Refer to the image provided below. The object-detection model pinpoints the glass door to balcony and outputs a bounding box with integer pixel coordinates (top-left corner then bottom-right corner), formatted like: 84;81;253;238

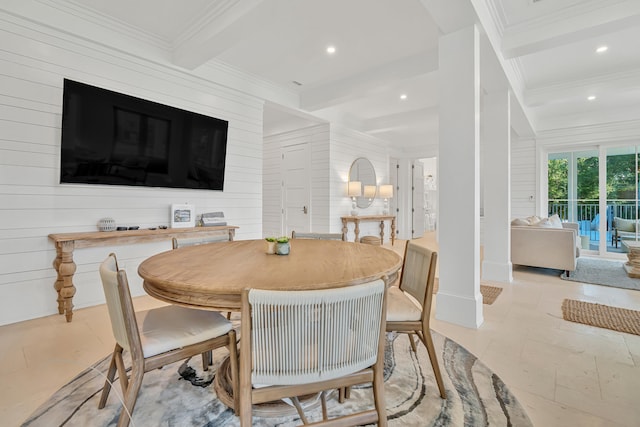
548;146;640;255
548;150;599;251
606;146;639;254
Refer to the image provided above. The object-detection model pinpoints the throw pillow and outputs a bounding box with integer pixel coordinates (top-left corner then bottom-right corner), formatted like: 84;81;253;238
548;214;563;229
614;217;635;232
535;217;554;228
511;218;530;226
527;215;542;225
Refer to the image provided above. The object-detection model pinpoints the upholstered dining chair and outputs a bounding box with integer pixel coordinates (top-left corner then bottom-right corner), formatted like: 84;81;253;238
386;242;446;399
291;230;344;240
98;253;238;427
238;278;388;427
171;233;230;249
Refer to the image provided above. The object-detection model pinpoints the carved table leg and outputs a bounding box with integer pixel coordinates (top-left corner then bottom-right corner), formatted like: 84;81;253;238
379;221;385;245
53;241;77;322
390;218;396;245
354;219;360;243
341;218;348;241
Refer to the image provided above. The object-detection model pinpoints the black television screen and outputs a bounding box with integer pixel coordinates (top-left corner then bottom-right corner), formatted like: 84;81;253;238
60;79;228;190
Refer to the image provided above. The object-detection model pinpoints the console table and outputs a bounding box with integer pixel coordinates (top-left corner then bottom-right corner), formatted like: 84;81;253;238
48;226;238;322
341;215;396;245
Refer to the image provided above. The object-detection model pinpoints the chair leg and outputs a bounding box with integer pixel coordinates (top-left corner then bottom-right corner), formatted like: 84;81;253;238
291;396;309;424
98;344;120;409
421;329;446;399
320;391;328;421
227;330;239;415
372;366;387;427
407;332;418;353
116;363;144;427
201;350;212;371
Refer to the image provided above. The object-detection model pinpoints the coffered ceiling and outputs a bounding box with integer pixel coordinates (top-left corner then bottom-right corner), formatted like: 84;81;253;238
10;0;640;154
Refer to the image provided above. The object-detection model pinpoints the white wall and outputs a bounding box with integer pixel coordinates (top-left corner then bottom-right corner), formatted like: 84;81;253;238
329;125;392;241
263;124;331;236
0;11;271;325
511;137;537;219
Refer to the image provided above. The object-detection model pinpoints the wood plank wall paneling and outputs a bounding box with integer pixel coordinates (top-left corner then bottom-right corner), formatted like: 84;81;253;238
0;13;267;325
329;125;391;241
263;124;330;237
511;138;537;219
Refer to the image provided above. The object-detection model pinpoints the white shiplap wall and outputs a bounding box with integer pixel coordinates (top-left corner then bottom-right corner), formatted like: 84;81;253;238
263;124;331;236
511;137;537;219
0;13;267;325
329;125;392;241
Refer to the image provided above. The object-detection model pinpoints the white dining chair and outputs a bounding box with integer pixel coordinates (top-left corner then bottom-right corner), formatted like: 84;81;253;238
386;242;446;398
98;253;238;427
238;278;388;426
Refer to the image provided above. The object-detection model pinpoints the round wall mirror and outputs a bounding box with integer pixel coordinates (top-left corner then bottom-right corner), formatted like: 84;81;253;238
349;157;377;208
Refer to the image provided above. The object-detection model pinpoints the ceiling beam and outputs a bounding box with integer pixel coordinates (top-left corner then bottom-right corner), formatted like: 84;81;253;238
361;106;439;134
299;50;438;112
524;67;640;107
172;0;265;70
502;0;640;59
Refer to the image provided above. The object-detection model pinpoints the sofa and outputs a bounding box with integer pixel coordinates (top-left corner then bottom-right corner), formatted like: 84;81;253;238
511;215;580;276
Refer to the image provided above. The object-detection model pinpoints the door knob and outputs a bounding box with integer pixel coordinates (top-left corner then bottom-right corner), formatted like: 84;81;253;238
302;206;308;214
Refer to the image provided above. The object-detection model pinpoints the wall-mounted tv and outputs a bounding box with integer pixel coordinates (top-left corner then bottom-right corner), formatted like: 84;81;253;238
60;79;228;191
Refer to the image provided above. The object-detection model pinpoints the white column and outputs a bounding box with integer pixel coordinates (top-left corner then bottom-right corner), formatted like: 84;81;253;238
436;25;483;328
481;90;513;282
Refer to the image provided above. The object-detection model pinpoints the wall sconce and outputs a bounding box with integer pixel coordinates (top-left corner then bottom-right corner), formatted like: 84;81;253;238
363;185;376;204
379;184;393;215
348;181;362;216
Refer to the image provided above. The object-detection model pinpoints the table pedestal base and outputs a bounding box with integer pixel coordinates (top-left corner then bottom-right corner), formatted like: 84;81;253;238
214;356;328;417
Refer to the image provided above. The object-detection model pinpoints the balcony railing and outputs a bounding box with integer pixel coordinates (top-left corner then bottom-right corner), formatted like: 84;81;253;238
549;200;639;221
548;200;639;246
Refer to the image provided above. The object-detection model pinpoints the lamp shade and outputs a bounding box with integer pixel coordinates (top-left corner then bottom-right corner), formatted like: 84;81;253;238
363;185;377;199
379;184;393;199
348;181;362;197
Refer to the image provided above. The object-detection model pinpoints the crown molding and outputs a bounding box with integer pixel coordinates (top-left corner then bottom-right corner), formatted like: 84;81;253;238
525;67;640;106
36;0;170;50
535;116;640;146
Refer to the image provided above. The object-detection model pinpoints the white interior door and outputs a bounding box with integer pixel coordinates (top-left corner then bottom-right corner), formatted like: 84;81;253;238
282;143;311;237
412;160;425;238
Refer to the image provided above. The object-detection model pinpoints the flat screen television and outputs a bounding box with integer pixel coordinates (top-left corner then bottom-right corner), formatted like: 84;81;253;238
60;79;228;190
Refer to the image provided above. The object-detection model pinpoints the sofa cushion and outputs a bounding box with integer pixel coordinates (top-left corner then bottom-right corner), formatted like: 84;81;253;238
511;218;530;226
614;217;635;232
527;215;542;225
549;214;563;228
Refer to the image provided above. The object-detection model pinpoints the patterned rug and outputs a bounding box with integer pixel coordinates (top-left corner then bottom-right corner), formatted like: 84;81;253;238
23;331;532;427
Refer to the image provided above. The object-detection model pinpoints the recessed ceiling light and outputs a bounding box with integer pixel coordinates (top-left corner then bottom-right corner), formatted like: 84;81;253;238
326;46;336;54
400;94;407;100
596;46;608;53
588;95;596;101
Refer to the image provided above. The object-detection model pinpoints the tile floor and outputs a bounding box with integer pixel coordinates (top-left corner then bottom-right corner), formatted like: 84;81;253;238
1;233;640;426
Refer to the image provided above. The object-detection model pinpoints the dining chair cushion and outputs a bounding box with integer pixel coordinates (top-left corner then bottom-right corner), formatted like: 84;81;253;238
139;305;232;358
386;286;422;322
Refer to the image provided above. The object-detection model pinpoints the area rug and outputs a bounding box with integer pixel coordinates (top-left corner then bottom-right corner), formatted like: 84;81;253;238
560;257;640;291
480;285;503;305
22;331;532;427
562;299;640;336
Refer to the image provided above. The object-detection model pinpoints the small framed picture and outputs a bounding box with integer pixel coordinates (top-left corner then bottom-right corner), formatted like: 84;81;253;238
170;204;195;228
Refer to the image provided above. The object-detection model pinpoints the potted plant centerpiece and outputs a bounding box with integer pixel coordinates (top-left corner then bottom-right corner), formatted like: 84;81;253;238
265;236;277;254
275;236;290;255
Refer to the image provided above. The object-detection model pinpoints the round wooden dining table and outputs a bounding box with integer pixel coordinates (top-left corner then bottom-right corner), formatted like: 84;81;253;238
139;238;402;415
139;239;403;312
